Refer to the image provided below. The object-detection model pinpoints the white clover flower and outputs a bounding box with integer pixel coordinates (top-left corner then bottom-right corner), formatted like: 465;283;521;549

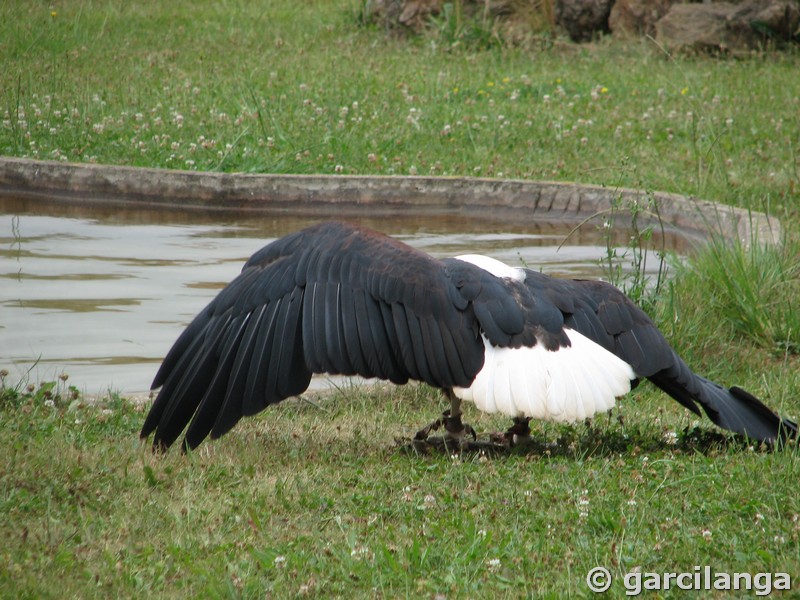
350;545;371;560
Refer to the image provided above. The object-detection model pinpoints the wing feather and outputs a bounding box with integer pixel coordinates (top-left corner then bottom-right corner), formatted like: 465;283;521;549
148;315;231;448
339;284;369;376
143;222;486;449
390;303;422;381
275;290;312;399
180;314;250;447
242;301;282;413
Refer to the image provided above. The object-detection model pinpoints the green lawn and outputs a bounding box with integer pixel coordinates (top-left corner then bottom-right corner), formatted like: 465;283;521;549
1;1;799;597
2;377;800;598
2;1;799;213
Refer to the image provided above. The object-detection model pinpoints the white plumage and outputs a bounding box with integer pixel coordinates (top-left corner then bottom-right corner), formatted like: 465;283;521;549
454;329;635;422
453;254;526;282
451;254;634;423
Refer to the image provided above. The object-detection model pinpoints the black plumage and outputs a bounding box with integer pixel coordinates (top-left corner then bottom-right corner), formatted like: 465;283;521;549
141;221;796;450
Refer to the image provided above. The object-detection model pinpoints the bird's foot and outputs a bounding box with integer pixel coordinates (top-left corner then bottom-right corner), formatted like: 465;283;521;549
497;416;532;447
414;413;445;441
482;418;533;450
414;410;477;448
442;410;477;446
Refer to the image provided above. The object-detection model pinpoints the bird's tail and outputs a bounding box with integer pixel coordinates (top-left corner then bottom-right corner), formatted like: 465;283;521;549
647;351;797;445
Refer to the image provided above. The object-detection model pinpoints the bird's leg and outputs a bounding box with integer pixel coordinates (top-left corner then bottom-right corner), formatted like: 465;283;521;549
504;416;532;447
413;389;477;443
441;390;477;444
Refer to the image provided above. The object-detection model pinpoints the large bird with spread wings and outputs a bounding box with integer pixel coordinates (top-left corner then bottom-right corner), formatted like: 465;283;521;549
141;221;796;450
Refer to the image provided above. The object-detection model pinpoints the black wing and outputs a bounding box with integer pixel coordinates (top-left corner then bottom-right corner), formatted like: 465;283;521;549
525;271;797;444
141;221;494;450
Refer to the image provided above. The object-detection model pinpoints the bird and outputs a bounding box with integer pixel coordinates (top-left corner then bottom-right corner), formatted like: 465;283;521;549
140;220;797;451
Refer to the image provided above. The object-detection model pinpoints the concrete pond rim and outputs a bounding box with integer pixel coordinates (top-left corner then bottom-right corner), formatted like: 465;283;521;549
0;156;781;247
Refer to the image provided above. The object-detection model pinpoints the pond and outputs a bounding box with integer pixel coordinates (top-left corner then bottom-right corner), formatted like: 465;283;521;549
0;196;684;395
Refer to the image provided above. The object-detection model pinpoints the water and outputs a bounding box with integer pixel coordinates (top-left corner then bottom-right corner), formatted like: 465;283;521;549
0;197;684;395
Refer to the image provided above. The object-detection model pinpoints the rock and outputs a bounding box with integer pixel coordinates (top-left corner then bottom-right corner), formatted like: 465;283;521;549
609;0;675;38
364;0;799;49
363;0;401;27
398;0;442;30
365;0;441;31
366;0;517;31
555;0;615;42
655;0;800;52
487;0;516;17
749;0;800;39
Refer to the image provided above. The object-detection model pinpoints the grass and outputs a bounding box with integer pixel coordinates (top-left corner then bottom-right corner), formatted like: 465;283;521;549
2;372;800;598
668;234;800;356
1;0;800;597
1;1;799;216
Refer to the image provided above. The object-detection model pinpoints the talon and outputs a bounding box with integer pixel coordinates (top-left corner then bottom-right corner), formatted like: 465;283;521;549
416;392;479;446
489;431;509;446
465;424;477;441
414;411;448;441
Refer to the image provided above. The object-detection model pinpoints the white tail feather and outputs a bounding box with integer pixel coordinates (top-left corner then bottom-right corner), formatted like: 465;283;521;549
454;329;635;422
454;254;525;282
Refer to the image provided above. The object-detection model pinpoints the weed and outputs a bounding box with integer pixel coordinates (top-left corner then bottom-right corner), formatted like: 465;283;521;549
673;228;800;355
597;190;669;314
429;0;504;51
0;368;80;409
560;183;670;315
